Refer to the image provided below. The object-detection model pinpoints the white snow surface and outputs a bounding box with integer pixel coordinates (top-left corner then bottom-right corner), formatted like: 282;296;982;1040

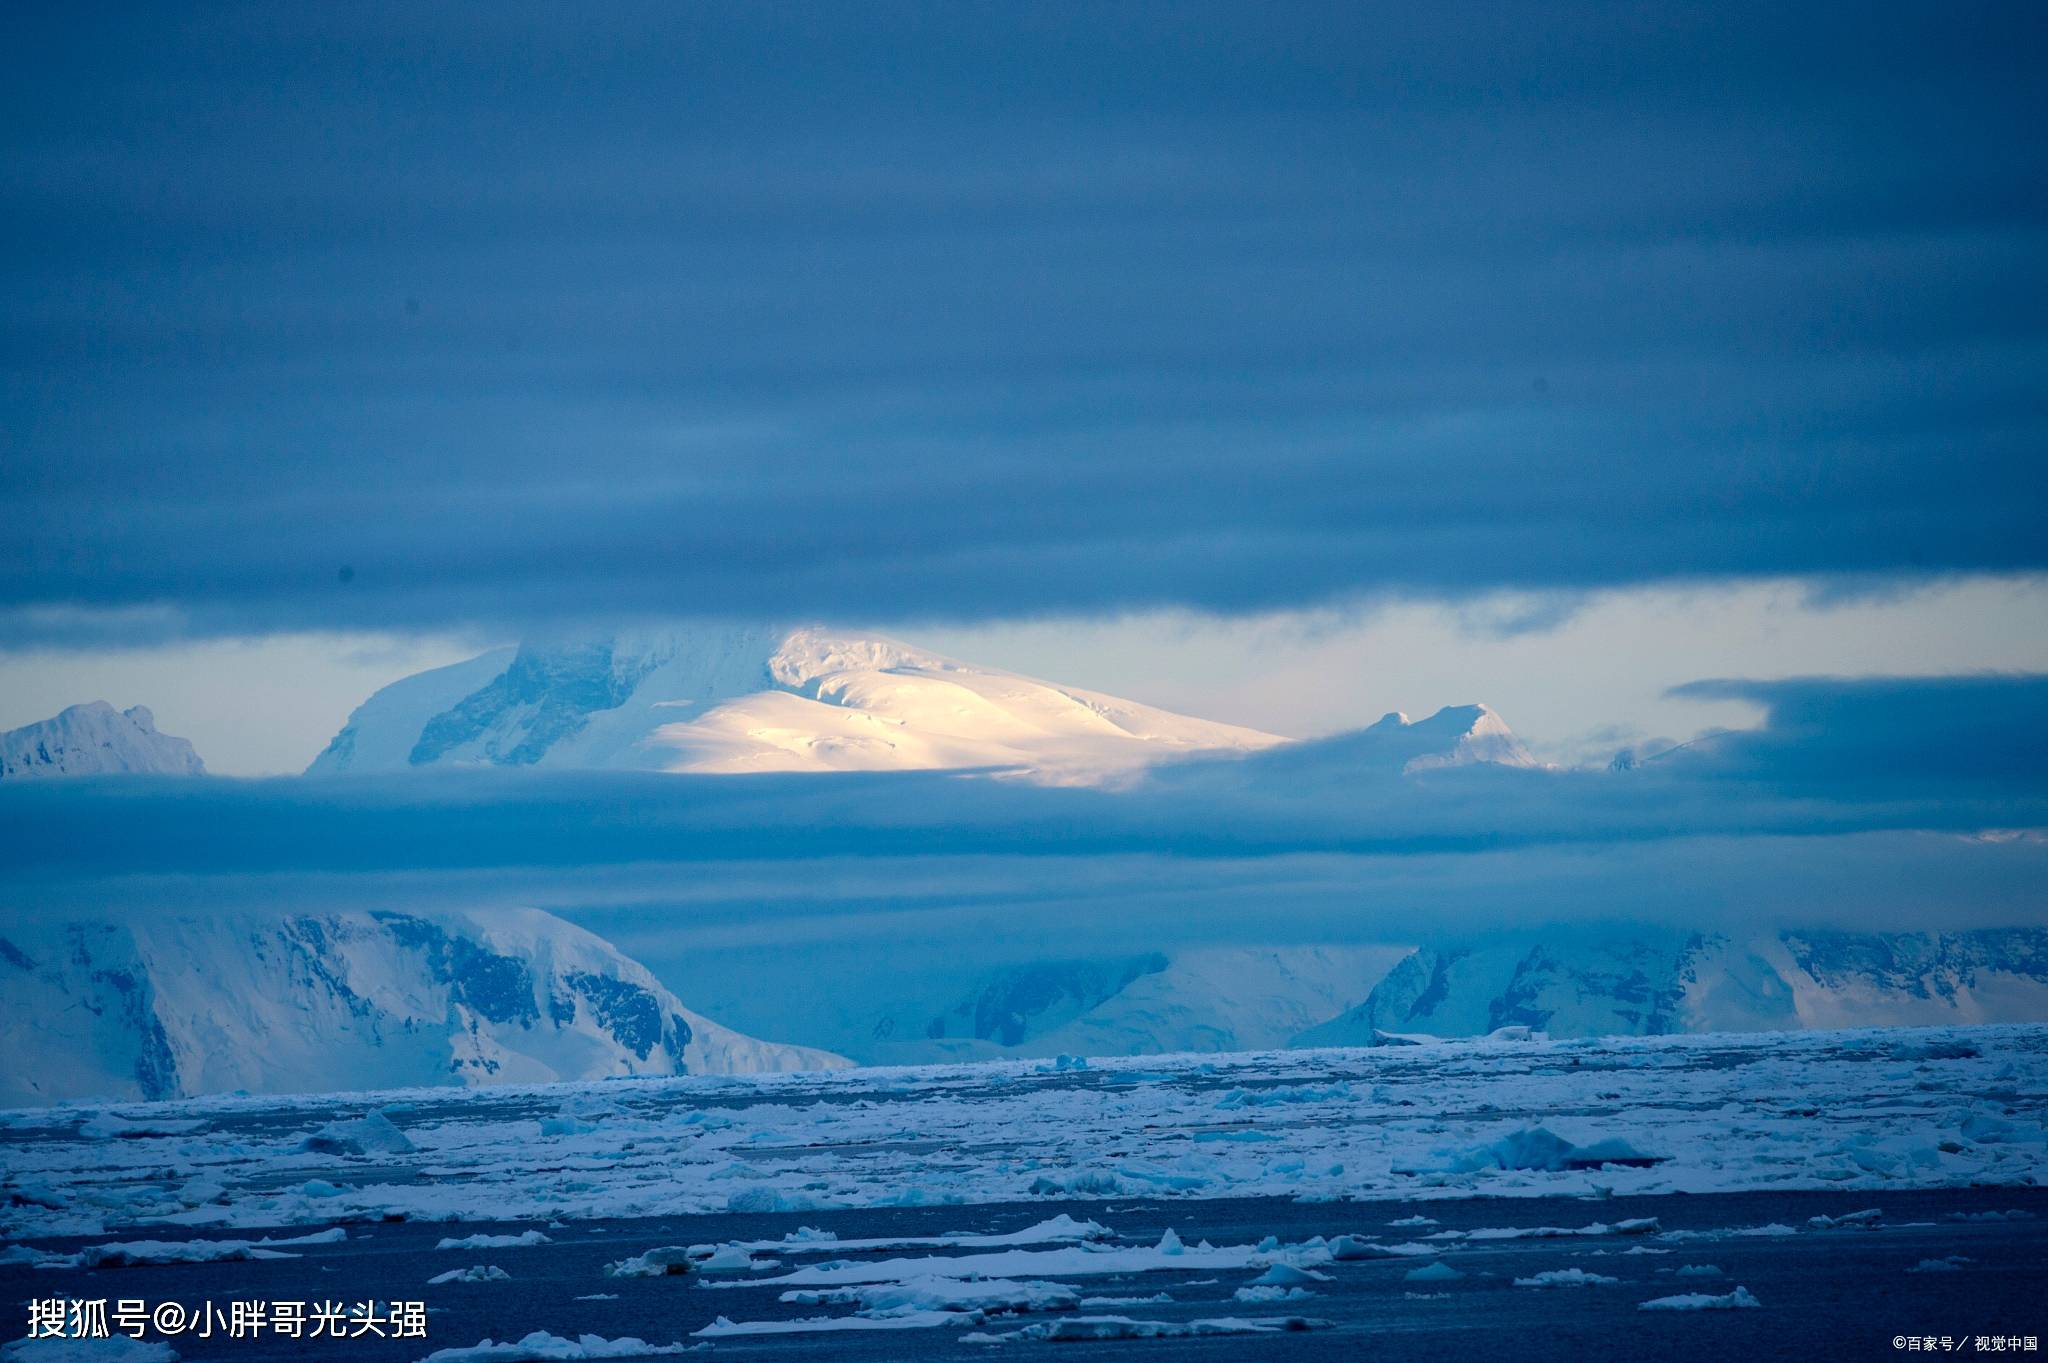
0;1026;2040;1242
0;702;205;779
987;947;1410;1062
308;625;1284;784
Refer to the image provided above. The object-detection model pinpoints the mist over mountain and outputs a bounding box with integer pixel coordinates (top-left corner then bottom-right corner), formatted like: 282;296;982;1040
6;630;2046;1103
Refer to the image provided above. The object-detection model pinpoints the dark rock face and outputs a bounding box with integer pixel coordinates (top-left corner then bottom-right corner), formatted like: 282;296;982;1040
564;969;674;1061
1785;928;2048;1001
376;913;540;1027
409;640;671;766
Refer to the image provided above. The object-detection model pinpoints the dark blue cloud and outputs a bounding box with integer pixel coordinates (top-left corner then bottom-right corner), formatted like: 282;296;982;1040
3;3;2045;638
1666;674;2048;795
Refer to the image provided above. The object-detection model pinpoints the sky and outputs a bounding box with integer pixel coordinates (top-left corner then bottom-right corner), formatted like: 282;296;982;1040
2;4;2045;1001
4;3;2045;646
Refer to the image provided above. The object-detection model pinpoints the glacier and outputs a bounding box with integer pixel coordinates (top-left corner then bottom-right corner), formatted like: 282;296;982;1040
0;908;843;1106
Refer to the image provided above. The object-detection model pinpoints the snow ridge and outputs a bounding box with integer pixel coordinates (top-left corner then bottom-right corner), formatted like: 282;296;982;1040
308;624;1285;783
1;702;205;779
1294;929;2048;1045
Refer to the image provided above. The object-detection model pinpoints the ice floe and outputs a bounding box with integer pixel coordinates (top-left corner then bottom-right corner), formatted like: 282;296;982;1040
739;1215;1107;1256
436;1231;551;1250
418;1332;701;1362
783;1278;1079;1315
1326;1236;1437;1259
963;1314;1331;1342
33;1228;344;1269
1807;1207;1883;1229
299;1111;414;1156
1514;1268;1620;1287
1639;1286;1763;1311
2;1342;178;1363
1405;1261;1464;1282
1428;1218;1658;1241
726;1236;1282;1289
1400;1126;1664;1175
697;1312;963;1336
1235;1285;1315;1302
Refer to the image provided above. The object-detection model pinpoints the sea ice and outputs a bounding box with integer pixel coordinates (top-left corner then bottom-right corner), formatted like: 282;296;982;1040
1405;1262;1465;1282
603;1247;696;1278
1405;1126;1663;1175
1234;1285;1315;1302
695;1313;959;1336
436;1231;551;1251
964;1314;1331;1342
1639;1287;1763;1311
2;1342;178;1363
784;1278;1079;1315
1808;1208;1883;1229
46;1229;343;1269
418;1332;701;1362
299;1111;415;1156
1514;1268;1619;1287
1078;1294;1173;1307
1326;1236;1436;1259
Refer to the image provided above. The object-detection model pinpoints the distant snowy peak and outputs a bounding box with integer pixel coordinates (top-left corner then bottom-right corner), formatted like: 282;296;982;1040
881;946;1411;1064
1293;928;2048;1046
1346;704;1537;773
1149;700;1537;793
0;701;205;779
0;907;845;1106
310;624;1287;783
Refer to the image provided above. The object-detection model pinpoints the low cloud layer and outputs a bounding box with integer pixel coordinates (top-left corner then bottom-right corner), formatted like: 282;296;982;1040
5;4;2045;640
6;676;2042;953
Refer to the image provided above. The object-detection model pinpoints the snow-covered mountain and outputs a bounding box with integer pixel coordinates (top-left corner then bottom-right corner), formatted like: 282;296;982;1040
1300;704;1536;774
1292;928;2048;1046
0;908;844;1106
887;946;1411;1063
674;946;1409;1067
1;702;205;779
308;625;1284;784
